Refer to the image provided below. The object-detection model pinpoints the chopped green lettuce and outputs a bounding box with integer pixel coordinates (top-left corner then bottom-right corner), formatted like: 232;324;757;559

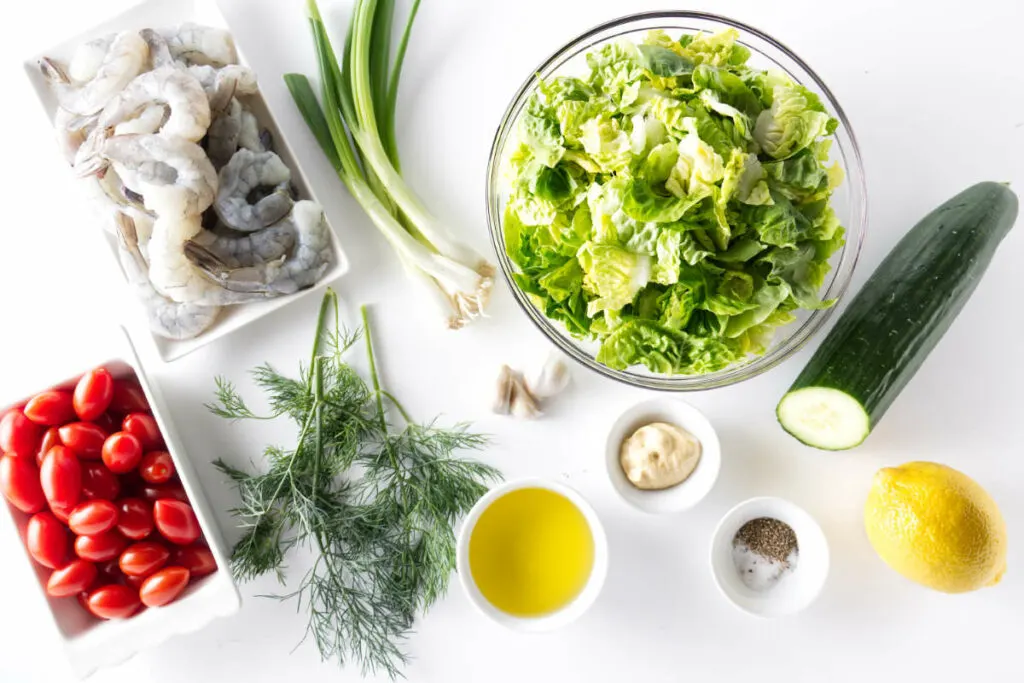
503;28;843;376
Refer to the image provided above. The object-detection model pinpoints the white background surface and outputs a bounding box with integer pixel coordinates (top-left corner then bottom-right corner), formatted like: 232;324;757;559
1;0;1022;681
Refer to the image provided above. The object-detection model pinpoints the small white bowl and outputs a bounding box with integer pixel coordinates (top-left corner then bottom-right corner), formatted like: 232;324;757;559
605;399;721;514
456;478;608;632
710;497;829;618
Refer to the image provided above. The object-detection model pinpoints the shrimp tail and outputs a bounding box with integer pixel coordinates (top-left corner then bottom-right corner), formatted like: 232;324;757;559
73;126;113;177
39;57;70;85
184;241;281;293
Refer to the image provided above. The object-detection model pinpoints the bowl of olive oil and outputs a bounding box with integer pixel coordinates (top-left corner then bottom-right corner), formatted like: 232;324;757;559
456;479;608;631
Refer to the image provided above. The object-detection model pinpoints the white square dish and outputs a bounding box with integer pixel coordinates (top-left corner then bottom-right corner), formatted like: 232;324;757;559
0;328;241;679
21;0;349;362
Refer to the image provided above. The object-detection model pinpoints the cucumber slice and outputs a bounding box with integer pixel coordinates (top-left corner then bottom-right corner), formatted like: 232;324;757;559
776;387;870;450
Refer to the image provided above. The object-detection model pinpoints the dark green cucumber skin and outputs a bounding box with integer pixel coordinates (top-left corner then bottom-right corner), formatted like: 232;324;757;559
787;182;1018;427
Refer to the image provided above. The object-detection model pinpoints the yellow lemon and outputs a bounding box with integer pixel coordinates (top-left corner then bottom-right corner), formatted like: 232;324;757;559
864;461;1007;593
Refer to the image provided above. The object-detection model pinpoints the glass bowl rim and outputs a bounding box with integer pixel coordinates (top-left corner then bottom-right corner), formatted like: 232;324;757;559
485;10;868;391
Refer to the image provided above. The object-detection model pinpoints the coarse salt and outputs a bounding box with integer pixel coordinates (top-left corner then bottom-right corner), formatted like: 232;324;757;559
731;543;799;591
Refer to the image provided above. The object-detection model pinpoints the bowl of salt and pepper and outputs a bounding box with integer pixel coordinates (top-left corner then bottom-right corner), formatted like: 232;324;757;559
710;497;830;617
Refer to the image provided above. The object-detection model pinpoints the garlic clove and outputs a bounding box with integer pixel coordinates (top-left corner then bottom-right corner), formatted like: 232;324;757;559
492;364;515;415
509;379;542;420
525;351;571;400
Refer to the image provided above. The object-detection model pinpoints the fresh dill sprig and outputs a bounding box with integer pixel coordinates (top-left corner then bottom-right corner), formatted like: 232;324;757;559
210;289;500;678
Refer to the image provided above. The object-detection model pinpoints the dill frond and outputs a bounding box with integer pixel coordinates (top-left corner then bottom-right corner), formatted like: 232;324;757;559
211;289;499;678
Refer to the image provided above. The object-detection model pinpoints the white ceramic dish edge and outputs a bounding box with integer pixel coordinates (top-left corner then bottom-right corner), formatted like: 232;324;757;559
0;328;241;679
456;478;608;632
20;0;349;362
709;496;830;618
605;399;721;514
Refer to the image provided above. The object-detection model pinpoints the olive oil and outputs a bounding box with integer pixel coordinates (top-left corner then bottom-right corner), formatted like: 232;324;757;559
468;487;594;617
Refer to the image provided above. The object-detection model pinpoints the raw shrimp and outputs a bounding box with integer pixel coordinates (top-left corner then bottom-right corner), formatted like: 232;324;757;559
148;213;273;305
140;28;176;70
101;134;217;218
190;200;332;296
115;213;220;340
186;220;297;269
206;98;242;169
68;35;113;83
237;108;263;151
77;166;151;228
188;64;257;112
113;104;167;135
42;31;148;115
98;66;210;141
163;23;237;67
214;149;293;232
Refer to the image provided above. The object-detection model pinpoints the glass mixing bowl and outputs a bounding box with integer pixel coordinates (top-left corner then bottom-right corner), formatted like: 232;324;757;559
485;11;867;391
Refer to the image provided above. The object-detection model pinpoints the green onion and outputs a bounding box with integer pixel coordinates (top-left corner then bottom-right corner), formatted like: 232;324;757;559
286;0;493;329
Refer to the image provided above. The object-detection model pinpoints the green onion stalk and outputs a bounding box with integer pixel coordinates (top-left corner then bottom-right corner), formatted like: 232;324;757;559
286;0;494;329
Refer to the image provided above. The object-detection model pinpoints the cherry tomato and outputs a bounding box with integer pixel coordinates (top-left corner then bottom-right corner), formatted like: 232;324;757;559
41;445;82;512
50;501;72;524
93;412;118;435
58;422;107;459
27;511;69;569
138;451;175;485
153;500;200;545
0;410;42;459
119;541;170;578
173;544;217;578
109;380;149;416
80;462;121;501
47;559;98;597
68;500;118;536
101;433;142;474
115;498;154;540
140;483;189;504
125;573;146;590
73;368;115;422
36;428;62;467
121;413;163;451
140;566;190;607
86;584;141;619
74;531;127;563
23;391;76;426
0;454;46;513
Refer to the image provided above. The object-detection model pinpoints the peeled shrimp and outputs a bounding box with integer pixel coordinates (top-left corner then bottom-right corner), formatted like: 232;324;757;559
237;108;263;151
99;66;210;141
42;31;148;116
102;134;217;218
190;200;332;296
163;23;237;67
140;28;176;70
148;213;273;305
115;213;220;340
68;35;113;83
207;98;242;169
188;64;257;112
215;149;292;232
186;220;297;269
113;104;168;135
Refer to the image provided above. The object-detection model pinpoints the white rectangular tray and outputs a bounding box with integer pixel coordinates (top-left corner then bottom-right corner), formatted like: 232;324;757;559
0;328;241;679
21;0;349;362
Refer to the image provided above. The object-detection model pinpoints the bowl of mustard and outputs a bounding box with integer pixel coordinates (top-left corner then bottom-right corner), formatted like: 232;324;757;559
605;398;721;514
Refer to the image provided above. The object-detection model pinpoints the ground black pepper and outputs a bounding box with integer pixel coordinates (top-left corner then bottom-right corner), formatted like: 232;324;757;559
734;517;798;566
